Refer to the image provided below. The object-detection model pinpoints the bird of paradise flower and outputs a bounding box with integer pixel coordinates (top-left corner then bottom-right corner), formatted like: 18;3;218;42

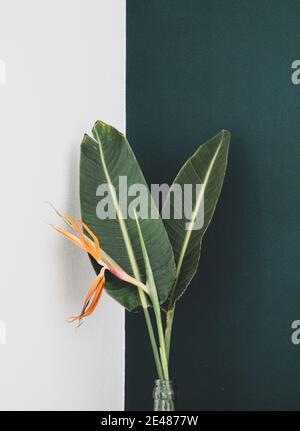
51;208;148;324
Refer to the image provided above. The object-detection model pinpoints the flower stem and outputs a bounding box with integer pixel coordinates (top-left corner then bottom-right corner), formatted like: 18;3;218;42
165;307;175;362
132;213;170;381
153;302;169;380
138;289;164;380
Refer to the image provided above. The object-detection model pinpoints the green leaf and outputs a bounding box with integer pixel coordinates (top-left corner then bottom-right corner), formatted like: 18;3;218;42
80;121;176;311
163;130;230;310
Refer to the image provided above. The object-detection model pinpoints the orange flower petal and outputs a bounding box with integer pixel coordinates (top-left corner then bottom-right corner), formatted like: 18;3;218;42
80;277;105;318
81;221;100;261
70;219;85;244
52;225;83;249
82;272;103;309
52;215;101;262
69;269;106;323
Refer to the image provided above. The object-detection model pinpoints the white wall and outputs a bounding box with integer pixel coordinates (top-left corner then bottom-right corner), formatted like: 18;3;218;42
0;0;125;410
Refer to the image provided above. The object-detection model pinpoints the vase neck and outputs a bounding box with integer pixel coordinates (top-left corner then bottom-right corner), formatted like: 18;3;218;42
153;379;175;411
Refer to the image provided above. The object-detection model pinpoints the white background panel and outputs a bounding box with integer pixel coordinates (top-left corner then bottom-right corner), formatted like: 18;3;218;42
0;0;125;410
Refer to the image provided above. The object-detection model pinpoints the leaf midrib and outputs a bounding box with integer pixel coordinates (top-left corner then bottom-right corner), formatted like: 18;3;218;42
93;128;141;282
175;139;223;278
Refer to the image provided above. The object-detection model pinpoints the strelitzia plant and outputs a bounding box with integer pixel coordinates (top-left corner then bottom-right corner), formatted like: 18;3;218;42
52;121;230;411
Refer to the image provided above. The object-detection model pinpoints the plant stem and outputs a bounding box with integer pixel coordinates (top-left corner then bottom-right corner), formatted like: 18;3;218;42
153;303;169;380
138;289;164;380
165;307;175;362
133;213;170;381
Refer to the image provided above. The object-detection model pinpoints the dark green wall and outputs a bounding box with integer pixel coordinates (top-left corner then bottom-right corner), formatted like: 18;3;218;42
126;0;300;410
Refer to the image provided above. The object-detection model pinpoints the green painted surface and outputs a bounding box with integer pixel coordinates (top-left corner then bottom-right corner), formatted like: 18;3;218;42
126;0;300;410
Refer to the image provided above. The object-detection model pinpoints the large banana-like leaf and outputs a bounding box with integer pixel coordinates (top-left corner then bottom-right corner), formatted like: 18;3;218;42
163;130;230;310
80;121;176;311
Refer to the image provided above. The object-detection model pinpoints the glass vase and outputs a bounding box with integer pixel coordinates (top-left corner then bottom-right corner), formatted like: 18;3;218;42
153;379;175;411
